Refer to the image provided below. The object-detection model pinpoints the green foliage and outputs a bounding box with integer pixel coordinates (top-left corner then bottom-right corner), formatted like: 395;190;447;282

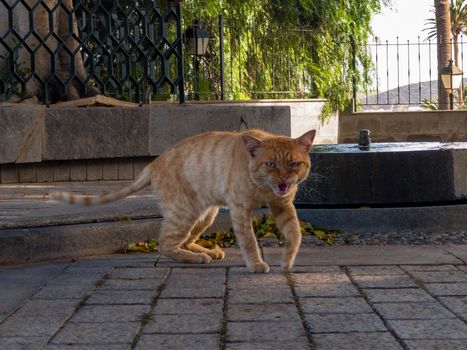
421;98;439;110
182;0;390;114
0;40;30;99
125;239;158;253
424;0;467;41
125;215;341;254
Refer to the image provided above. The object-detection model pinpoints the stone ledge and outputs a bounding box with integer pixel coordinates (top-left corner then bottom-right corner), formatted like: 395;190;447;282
340;110;467;143
0;212;233;265
0;106;44;164
0;100;332;169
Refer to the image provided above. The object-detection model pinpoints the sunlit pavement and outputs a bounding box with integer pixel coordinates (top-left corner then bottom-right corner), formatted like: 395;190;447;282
1;245;467;349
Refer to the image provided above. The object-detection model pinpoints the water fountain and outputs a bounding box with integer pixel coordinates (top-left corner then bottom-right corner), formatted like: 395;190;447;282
296;140;467;233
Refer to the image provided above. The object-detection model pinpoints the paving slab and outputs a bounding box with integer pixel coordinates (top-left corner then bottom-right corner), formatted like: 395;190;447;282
441;244;467;261
387;318;467;339
291;272;351;284
31;284;93;300
110;267;170;280
0;262;69;317
85;290;156;305
299;297;373;314
401;265;460;272
313;332;403;350
363;288;436;303
227;303;301;322
0;336;48;348
12;299;79;318
290;266;341;273
407;270;467;282
271;246;463;265
70;305;150;323
142;314;221;334
50;322;139;345
46;345;130;350
373;302;456;320
225;341;310;350
351;274;417;288
424;282;467;296
0;316;67;337
226;321;308;342
228;286;294;304
305;313;387;333
159;285;225;298
135;334;219;350
100;278;166;291
403;339;467;350
348;266;405;275
1;247;467;349
153;298;223;315
294;282;360;297
438;296;467;314
227;270;288;289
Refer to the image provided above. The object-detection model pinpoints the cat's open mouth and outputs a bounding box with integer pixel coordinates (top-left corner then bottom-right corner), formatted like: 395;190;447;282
275;183;290;197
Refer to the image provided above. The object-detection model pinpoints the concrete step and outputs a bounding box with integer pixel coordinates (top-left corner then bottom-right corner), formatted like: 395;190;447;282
2;181;467;265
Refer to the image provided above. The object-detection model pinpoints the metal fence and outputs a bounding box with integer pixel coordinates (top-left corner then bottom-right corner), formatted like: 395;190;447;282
182;16;316;101
0;0;184;104
358;37;467;111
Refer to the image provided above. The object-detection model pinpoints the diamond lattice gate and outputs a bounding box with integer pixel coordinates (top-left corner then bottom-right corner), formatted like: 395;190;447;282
0;0;184;104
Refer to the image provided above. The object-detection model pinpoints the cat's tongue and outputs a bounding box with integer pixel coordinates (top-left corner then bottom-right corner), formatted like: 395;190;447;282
278;183;288;193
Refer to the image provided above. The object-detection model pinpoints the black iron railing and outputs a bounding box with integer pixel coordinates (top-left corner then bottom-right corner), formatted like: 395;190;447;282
0;0;184;104
356;37;467;111
182;16;316;101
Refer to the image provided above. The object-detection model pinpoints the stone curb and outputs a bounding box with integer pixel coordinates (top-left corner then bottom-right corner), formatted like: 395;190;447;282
0;214;234;265
2;204;467;265
297;204;467;233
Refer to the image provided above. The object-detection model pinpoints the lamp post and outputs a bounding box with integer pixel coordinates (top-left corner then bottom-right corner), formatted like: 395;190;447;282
185;22;210;101
441;59;463;110
185;24;210;56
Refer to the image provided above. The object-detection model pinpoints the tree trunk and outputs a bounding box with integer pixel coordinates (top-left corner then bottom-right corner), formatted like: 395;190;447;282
0;0;97;104
435;0;452;110
454;35;464;107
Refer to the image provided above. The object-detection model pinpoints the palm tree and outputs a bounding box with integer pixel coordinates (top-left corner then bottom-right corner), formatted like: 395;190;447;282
435;0;453;110
426;1;467;108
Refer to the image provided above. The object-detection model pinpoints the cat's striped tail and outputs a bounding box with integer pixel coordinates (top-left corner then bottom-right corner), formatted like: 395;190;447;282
49;166;151;206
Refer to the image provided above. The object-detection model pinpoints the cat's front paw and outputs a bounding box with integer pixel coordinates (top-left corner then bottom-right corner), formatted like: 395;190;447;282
281;261;293;271
281;255;296;271
247;261;270;273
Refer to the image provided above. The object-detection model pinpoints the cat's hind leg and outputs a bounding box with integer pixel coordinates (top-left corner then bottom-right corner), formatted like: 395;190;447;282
182;207;225;260
158;215;213;264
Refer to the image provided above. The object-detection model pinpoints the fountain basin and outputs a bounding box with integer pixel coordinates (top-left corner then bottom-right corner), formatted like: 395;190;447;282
296;142;467;206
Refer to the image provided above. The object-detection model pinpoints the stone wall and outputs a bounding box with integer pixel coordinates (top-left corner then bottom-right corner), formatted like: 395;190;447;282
0;100;332;183
0;157;154;184
339;110;467;143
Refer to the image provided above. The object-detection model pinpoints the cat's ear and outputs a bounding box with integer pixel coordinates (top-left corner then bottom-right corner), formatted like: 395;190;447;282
242;135;262;157
296;130;316;153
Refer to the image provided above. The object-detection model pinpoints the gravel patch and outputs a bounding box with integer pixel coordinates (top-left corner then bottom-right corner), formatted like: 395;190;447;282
300;230;467;247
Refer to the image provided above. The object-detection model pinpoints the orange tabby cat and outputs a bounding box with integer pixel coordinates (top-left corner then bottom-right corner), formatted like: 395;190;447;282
51;129;316;273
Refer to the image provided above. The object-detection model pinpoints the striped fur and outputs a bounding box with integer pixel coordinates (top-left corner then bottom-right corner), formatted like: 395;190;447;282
50;129;316;273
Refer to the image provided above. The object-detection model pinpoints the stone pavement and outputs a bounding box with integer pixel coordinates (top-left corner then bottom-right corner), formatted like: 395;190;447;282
1;246;467;350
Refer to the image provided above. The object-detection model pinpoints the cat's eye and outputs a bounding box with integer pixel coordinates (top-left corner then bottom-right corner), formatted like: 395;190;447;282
289;162;301;169
265;162;276;168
